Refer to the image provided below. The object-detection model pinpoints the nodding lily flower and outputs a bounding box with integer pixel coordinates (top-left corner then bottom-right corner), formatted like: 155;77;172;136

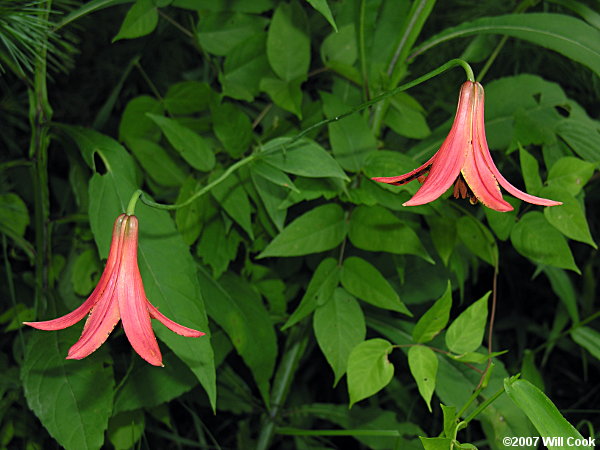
24;214;204;366
372;81;561;212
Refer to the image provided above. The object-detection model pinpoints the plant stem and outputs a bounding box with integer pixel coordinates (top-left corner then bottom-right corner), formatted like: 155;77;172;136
29;0;53;315
256;325;309;450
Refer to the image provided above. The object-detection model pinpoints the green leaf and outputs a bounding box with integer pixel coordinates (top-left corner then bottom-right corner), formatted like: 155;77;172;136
164;81;213;115
210;170;253;238
260;76;304;118
412;282;452;344
260;137;347;179
321;91;376;172
547;156;596;196
306;0;337;31
414;13;600;76
197;216;241;278
198;270;277;404
519;146;543;194
555;118;600;163
251;173;288;231
173;0;274;13
408;346;438;412
484;197;519;241
126;138;187;187
70;248;100;296
384;93;431;140
340;256;411;315
175;177;210;246
445;292;490;355
427;215;456;265
63;126;216;410
544;267;579;322
0;193;29;236
113;0;158;42
314;288;365;385
148;114;215;172
267;2;310;81
348;205;433;262
511;211;579;273
541;187;596;248
571;327;600;361
282;257;340;330
258;203;347;258
347;339;394;407
419;437;454;450
321;23;357;66
221;34;271;102
504;378;591;449
21;328;114;450
212;102;253;158
107;410;145;450
196;12;268;56
113;353;196;413
119;96;164;143
250;160;298;192
441;404;458;439
457;215;498;267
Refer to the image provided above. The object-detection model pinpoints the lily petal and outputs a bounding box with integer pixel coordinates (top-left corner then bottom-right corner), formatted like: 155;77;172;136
148;302;205;337
371;154;435;185
474;83;562;207
118;216;163;366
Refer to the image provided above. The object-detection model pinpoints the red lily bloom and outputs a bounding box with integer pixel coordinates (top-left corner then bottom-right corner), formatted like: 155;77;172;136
24;214;204;366
372;81;561;212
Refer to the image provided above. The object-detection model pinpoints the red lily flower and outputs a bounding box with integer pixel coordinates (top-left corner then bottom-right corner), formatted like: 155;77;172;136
372;81;561;212
24;214;204;366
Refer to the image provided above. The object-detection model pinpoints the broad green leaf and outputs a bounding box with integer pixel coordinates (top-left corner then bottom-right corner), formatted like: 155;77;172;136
196;12;268;56
260;76;304;118
197;216;242;278
555;118;600;163
63;126;216;410
321;23;356;66
164;81;213;115
306;0;337;31
173;0;274;13
521;350;545;391
419;437;454;450
511;212;579;273
221;34;272;101
198;269;277;404
0;193;29;236
484;197;519;241
347;339;394;407
126;138;187;187
251;172;288;231
282;257;339;330
258;203;347;258
113;353;196;413
260;137;348;180
348;205;433;262
70;248;100;296
113;0;157;42
457;215;498;267
250;160;298;192
412;282;452;344
571;327;600;361
547;156;595;196
541;187;596;248
414;13;600;76
22;328;114;450
314;288;365;385
441;404;458;439
445;292;490;355
148;114;215;172
119;96;164;143
107;410;144;450
504;378;591;449
340;256;411;315
519;146;543;194
175;177;211;246
210;170;253;238
427;215;456;265
212;102;253;158
385;93;431;140
321;91;376;172
408;346;438;412
267;2;310;81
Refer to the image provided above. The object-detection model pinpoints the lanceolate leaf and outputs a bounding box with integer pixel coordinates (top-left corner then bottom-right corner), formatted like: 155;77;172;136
408;345;438;412
413;14;600;76
347;339;395;407
445;292;490;355
62;126;216;410
412;282;452;344
22;328;114;450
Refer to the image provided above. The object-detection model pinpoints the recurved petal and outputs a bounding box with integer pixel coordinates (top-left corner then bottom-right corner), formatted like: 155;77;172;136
118;216;163;366
24;296;99;331
473;83;562;207
147;302;205;338
371;155;435;186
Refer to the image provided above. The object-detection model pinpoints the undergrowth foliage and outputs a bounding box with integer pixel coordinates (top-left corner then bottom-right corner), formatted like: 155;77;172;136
0;0;599;449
